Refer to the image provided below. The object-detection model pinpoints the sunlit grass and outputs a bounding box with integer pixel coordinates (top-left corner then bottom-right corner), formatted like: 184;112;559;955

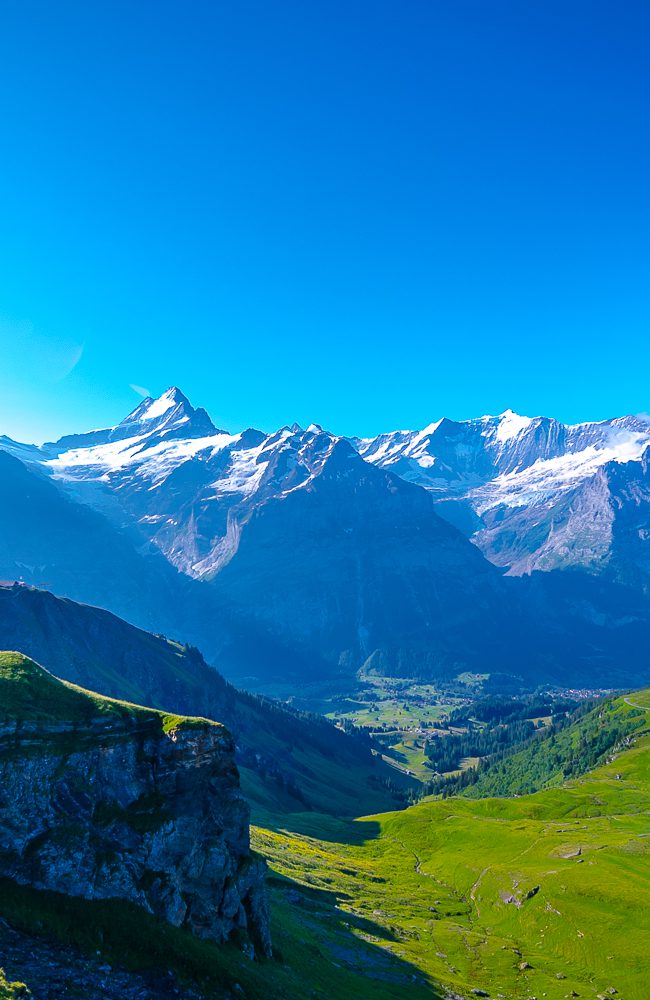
253;687;650;1000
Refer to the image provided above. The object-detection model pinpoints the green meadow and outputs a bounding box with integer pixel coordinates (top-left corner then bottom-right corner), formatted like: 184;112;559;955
252;689;650;1000
325;675;465;730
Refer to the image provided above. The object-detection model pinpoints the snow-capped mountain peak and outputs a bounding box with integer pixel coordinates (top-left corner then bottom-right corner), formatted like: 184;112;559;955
122;386;190;423
356;410;650;487
492;409;535;442
353;409;650;579
118;386;218;437
43;387;221;459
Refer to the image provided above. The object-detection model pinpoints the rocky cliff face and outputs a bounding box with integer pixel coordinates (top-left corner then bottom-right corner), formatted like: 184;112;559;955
0;653;270;958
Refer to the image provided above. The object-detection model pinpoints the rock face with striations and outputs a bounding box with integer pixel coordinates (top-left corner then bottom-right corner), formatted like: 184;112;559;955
0;652;271;958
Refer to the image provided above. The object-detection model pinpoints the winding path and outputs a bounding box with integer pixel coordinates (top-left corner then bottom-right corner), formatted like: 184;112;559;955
468;868;489;919
624;696;650;712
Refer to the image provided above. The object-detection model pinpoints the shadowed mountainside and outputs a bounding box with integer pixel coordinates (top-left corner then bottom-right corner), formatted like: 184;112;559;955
0;584;411;818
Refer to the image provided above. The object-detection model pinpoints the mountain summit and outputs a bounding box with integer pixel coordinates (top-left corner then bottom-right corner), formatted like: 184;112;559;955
118;386;218;438
49;387;220;454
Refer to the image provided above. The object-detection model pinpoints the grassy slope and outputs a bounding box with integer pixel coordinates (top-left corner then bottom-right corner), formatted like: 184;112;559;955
0;871;440;1000
458;691;646;798
253;689;650;1000
0;651;217;734
239;745;403;822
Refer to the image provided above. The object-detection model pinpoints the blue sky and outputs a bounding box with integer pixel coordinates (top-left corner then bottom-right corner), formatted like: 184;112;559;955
0;0;649;442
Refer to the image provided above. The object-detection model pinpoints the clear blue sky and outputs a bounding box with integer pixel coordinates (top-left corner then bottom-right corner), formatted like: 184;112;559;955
0;0;649;442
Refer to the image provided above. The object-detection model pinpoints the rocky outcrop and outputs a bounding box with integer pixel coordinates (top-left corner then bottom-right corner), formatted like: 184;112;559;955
0;654;270;958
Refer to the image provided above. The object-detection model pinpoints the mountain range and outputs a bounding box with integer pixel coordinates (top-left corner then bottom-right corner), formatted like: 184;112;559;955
355;408;650;584
1;387;649;688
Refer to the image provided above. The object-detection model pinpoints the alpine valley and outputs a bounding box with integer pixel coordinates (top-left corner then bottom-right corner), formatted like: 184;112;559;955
1;388;650;1000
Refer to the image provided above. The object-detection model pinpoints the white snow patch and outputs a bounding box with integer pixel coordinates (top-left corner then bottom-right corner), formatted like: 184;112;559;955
46;435;146;474
140;391;177;420
212;445;269;496
494;410;534;443
472;430;650;514
46;431;239;484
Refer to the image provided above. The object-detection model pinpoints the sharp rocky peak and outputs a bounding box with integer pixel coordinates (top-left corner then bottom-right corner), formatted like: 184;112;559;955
122;385;188;418
121;386;216;432
47;387;222;454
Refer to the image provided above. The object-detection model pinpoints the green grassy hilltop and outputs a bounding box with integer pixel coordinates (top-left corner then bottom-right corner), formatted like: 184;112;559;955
0;650;218;735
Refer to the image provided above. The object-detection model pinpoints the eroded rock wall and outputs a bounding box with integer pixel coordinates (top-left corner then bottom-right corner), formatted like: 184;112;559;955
0;715;270;957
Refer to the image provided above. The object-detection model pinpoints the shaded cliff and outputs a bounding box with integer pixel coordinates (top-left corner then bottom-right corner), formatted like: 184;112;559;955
0;652;270;958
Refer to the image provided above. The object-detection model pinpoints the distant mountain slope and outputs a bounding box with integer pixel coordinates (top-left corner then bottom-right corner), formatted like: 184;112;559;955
209;437;510;676
0;449;335;680
355;409;650;585
0;449;189;632
9;394;650;592
0;584;409;817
